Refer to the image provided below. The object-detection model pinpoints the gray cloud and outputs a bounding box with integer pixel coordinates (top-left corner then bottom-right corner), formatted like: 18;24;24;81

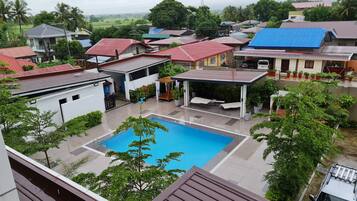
27;0;255;15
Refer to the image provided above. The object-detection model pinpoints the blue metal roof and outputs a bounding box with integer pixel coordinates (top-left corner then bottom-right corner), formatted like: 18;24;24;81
149;27;164;34
78;39;92;48
249;28;327;49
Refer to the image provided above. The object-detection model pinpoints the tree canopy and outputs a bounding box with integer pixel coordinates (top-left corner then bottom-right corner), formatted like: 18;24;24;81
54;39;84;60
148;0;188;29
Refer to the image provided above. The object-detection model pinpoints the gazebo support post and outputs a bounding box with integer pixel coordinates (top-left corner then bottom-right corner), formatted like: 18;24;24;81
155;81;160;102
240;85;247;118
183;81;190;107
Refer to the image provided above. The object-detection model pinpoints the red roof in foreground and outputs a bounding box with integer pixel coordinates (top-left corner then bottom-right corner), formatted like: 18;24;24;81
154;41;233;62
0;54;81;79
0;46;36;58
85;38;147;57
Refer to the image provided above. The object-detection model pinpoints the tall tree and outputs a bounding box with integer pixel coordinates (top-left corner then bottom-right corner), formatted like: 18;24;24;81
68;7;85;31
73;116;183;201
0;0;13;22
222;6;239;22
250;81;352;200
195;6;221;38
254;0;279;21
33;11;57;26
11;0;29;34
337;0;357;20
55;2;70;29
54;39;84;60
148;0;188;29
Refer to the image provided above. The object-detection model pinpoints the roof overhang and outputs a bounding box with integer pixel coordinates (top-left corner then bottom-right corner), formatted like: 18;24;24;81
235;50;353;61
101;58;171;74
173;69;267;85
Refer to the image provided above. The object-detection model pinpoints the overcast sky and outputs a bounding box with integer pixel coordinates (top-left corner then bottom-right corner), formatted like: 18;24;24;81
27;0;256;15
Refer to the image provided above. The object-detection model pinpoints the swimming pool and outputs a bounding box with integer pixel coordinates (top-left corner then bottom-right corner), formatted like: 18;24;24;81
101;116;235;171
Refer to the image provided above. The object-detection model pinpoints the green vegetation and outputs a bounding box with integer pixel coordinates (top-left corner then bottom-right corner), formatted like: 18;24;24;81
304;0;357;21
158;63;187;78
250;81;355;201
54;39;84;60
129;84;156;103
37;58;76;68
73;116;183;201
148;0;188;29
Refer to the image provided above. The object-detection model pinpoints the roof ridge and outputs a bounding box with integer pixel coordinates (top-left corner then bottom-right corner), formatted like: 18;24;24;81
178;46;195;61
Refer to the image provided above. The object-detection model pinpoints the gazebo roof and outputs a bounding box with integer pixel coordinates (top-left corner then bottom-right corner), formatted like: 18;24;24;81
173;70;267;84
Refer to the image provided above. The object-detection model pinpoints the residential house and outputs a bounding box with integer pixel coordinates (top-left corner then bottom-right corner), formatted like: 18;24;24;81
154;41;234;69
142;33;170;42
143;27;194;43
0;46;37;62
25;24;74;62
281;21;357;46
85;38;150;66
154;166;267;201
235;28;357;74
148;36;200;51
11;69;114;125
0;133;107;201
0;54;37;76
99;54;170;101
212;37;250;51
288;1;332;21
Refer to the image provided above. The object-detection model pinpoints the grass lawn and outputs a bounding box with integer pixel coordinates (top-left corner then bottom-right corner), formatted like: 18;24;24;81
302;128;357;200
8;23;33;36
91;17;145;29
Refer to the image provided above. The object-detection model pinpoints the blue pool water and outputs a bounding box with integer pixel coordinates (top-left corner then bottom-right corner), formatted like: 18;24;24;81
102;117;233;170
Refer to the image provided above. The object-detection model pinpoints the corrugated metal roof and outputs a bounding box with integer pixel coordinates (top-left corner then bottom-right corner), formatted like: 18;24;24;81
25;24;74;38
154;167;267;201
211;37;250;45
281;21;357;39
148;36;199;46
249;28;327;49
292;1;332;9
142;34;170;39
0;46;36;58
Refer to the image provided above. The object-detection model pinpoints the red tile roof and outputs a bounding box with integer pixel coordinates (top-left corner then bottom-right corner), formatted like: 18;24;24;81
0;46;36;58
0;54;81;79
154;41;233;62
85;38;148;57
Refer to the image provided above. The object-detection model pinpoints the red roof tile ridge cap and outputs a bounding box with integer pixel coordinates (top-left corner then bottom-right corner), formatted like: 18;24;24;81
178;46;195;61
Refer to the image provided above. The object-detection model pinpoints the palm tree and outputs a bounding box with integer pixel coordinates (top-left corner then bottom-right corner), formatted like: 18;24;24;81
0;0;13;22
338;0;357;20
55;2;70;27
70;7;85;31
11;0;29;35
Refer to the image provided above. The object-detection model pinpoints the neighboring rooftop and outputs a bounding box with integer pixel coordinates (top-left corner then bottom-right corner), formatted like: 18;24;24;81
7;146;107;201
154;167;267;201
142;33;171;40
12;71;110;96
241;26;262;34
148;36;199;46
85;38;148;57
159;29;193;37
100;55;170;74
322;46;357;54
281;21;357;39
0;46;36;59
0;54;37;73
154;41;233;62
292;1;332;9
249;28;328;49
173;69;267;84
25;24;74;38
78;39;92;48
211;37;250;46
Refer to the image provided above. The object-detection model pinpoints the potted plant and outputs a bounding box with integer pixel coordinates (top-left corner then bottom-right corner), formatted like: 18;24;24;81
286;70;291;79
172;88;184;107
310;73;315;80
346;74;354;82
293;71;298;78
250;93;263;113
268;69;276;77
304;72;309;79
316;73;322;80
298;71;303;79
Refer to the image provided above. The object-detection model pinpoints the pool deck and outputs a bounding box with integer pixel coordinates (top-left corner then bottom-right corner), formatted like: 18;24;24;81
30;98;273;197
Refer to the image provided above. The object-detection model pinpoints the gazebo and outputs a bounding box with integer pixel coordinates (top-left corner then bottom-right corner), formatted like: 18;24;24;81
172;69;267;118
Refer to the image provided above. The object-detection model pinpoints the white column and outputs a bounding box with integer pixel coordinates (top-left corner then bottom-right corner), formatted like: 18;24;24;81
240;85;247;118
183;81;190;107
124;73;130;101
0;130;20;201
155;81;160;102
175;80;180;89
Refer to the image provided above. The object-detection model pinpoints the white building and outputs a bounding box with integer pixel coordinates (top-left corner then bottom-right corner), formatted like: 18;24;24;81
12;71;114;125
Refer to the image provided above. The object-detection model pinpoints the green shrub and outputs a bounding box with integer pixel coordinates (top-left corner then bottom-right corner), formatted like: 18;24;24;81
85;111;102;127
339;95;356;109
159;63;187;78
129;84;156;103
22;65;34;71
60;111;103;136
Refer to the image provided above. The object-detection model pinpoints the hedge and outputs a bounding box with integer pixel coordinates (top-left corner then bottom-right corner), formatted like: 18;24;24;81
129;84;156;103
60;111;103;136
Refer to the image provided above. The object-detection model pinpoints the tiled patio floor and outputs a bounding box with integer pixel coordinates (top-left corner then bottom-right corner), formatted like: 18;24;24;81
31;98;272;196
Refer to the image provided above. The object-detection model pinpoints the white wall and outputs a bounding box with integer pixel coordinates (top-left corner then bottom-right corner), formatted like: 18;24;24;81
32;82;106;125
297;59;323;74
275;58;282;71
124;73;159;100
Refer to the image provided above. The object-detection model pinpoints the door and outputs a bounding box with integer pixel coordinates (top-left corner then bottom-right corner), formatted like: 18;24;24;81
281;59;290;72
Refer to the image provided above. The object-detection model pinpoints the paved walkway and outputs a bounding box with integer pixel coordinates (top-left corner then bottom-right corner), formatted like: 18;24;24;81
31;98;272;196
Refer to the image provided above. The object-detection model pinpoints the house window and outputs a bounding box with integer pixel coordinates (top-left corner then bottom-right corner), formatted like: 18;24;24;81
72;94;80;101
210;56;216;65
129;69;147;81
305;60;314;69
59;98;67;105
149;65;159;75
220;54;226;62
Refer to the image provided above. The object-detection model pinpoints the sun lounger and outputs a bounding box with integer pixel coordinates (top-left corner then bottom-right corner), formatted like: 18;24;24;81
220;102;241;109
190;97;224;104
